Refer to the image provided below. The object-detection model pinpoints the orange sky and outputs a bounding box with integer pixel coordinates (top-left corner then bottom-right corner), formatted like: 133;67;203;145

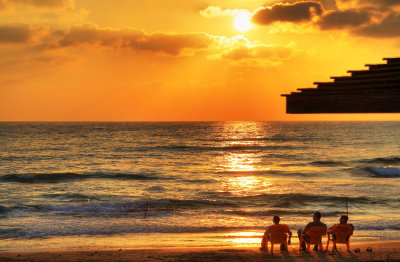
1;0;400;121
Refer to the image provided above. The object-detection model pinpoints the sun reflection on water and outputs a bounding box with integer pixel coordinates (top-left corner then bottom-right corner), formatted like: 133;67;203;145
224;231;263;246
215;122;274;196
223;176;272;196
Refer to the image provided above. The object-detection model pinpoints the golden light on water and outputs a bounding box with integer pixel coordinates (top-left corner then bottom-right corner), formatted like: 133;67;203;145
218;121;268;172
224;231;263;246
224;176;272;196
216;122;273;196
220;152;268;172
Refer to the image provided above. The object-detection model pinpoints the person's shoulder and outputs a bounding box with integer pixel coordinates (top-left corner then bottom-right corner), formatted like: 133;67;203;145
309;221;326;227
281;224;291;231
330;223;338;229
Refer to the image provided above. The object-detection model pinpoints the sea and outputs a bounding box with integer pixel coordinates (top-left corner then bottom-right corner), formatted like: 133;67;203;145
0;121;399;252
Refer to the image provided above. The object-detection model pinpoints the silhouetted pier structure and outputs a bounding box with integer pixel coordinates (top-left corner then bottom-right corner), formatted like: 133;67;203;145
282;57;400;113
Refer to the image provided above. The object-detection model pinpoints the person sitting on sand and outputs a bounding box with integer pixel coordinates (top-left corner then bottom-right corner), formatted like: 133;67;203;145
327;215;354;251
260;215;292;252
298;211;327;251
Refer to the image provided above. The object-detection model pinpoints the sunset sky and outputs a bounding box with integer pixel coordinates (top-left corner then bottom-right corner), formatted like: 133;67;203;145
1;0;400;121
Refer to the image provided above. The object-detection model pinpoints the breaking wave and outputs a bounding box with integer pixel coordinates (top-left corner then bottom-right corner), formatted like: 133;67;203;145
0;172;163;183
368;167;400;177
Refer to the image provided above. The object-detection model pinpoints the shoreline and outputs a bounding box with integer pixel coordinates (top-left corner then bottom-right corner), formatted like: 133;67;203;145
0;230;398;253
1;241;400;261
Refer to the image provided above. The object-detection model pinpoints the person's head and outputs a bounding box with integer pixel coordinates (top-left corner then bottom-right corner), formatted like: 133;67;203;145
273;215;280;224
313;211;322;222
340;215;349;224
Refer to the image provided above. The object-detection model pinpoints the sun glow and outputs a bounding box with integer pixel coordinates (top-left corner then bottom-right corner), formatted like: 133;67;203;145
233;12;253;32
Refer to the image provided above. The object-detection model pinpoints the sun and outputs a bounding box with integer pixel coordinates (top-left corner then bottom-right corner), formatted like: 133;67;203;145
234;12;253;32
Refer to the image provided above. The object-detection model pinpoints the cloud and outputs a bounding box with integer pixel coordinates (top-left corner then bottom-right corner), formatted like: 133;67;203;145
318;9;372;29
354;12;400;37
199;6;249;18
251;1;324;25
0;23;32;43
0;23;296;64
0;0;72;9
209;35;295;66
222;44;293;61
57;24;213;56
0;23;220;56
250;0;400;38
337;0;400;9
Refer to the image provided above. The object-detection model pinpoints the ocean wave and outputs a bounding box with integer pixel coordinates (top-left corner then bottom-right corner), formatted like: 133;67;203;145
41;193;101;201
308;161;346;167
196;135;299;142
39;200;173;215
231;193;375;206
359;157;400;165
2;221;399;240
126;144;301;153
367;167;400;177
0;172;163;183
145;186;166;192
0;205;8;214
180;179;216;184
169;199;239;209
355;224;400;231
222;210;343;217
0;225;266;239
0;228;24;239
215;170;313;178
29;199;239;216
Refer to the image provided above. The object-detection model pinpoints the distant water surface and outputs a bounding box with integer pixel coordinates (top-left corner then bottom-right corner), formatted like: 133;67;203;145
1;122;399;250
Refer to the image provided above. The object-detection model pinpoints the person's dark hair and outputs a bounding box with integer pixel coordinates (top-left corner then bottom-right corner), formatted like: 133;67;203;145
340;215;349;222
273;215;280;223
314;211;322;220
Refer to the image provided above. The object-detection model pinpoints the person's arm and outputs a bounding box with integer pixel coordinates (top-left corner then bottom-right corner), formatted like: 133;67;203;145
302;223;311;235
288;231;292;245
261;231;268;249
327;224;336;235
349;224;354;235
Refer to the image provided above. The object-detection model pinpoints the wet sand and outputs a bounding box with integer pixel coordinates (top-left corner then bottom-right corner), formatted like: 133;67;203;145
1;241;399;261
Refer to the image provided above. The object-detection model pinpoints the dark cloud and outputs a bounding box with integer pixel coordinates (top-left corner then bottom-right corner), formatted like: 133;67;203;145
58;25;213;55
354;12;400;37
0;0;71;9
251;1;324;25
0;24;32;43
318;9;372;29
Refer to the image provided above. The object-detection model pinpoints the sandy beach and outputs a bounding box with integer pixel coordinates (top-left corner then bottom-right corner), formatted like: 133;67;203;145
1;241;399;262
